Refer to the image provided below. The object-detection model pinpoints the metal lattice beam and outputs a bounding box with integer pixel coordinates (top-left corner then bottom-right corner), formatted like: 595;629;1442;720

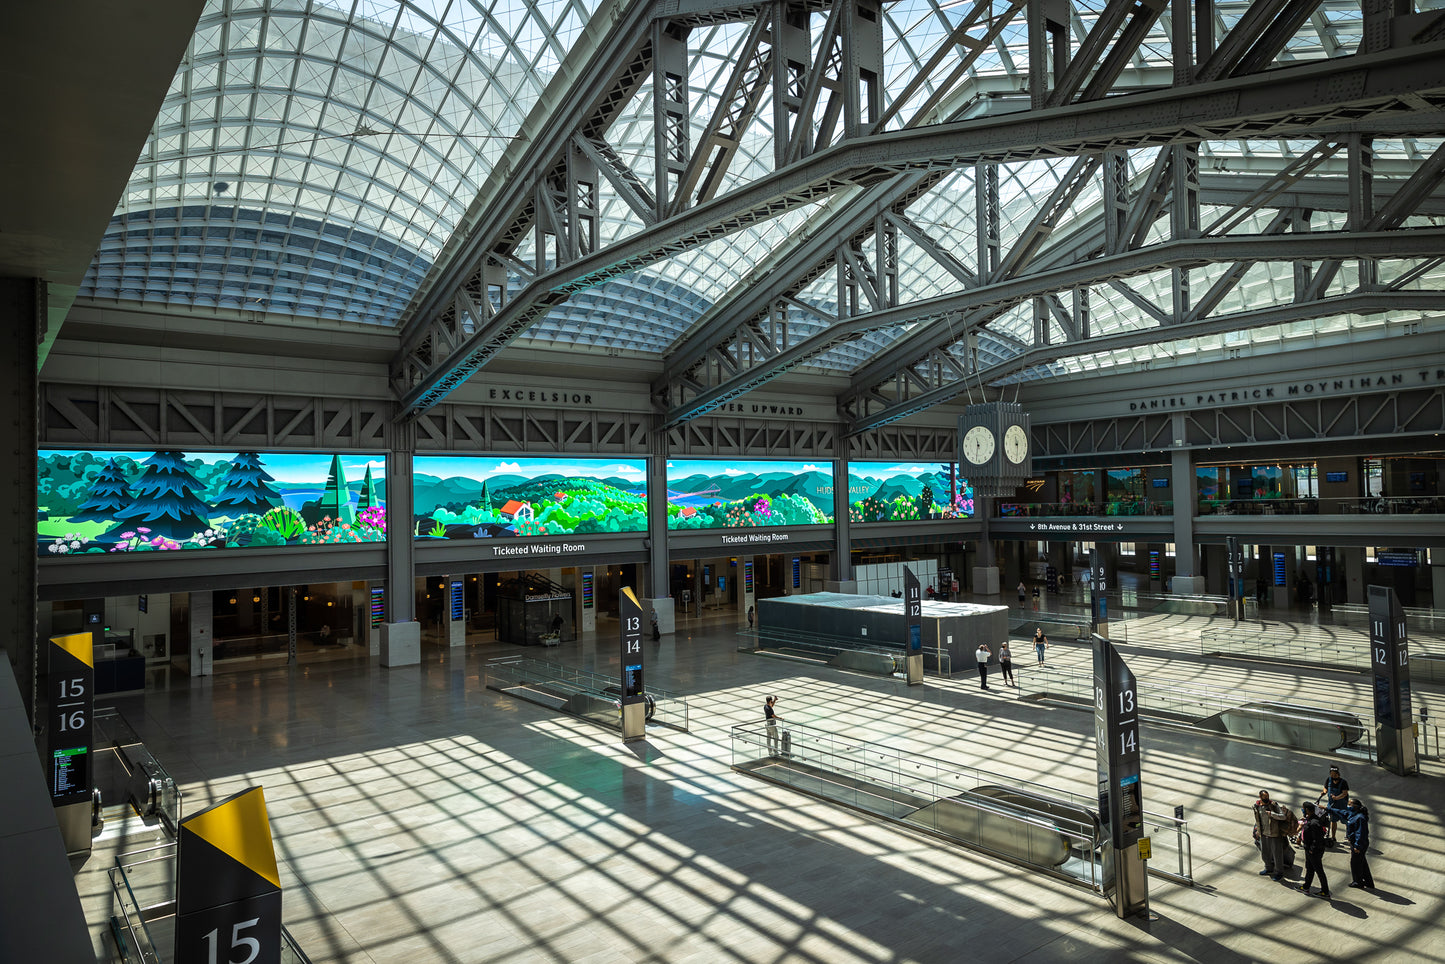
394;39;1445;420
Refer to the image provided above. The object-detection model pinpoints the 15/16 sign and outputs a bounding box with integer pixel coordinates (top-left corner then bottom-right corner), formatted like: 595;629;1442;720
49;633;95;807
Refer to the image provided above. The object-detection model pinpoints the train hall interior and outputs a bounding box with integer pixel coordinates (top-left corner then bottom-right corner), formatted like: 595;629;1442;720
4;1;1445;962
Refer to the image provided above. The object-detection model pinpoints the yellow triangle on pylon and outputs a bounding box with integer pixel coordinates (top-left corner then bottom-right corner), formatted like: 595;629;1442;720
621;586;639;607
184;786;280;888
51;633;94;668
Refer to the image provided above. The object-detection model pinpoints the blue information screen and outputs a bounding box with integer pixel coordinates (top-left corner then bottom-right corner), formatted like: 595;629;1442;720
1272;553;1287;587
792;557;801;589
450;580;464;621
581;572;594;609
744;561;754;593
370;587;385;626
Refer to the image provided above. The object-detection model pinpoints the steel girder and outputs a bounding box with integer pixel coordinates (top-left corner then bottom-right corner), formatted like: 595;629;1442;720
841;267;1445;433
391;33;1445;421
40;385;391;450
1039;384;1445;460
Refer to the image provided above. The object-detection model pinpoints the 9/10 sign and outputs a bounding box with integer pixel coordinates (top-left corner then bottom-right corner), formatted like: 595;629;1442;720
49;633;95;807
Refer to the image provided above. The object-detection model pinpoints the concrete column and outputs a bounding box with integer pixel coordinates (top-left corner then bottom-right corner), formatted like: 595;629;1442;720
1342;547;1368;603
1170;439;1200;583
381;417;419;666
972;497;1000;594
646;432;670;599
190;591;213;677
832;456;853;582
0;279;40;722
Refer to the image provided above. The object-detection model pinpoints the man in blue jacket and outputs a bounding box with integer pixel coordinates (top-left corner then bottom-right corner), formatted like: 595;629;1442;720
1326;797;1374;889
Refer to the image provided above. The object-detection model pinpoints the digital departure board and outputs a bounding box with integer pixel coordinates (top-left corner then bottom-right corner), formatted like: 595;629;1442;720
791;557;800;589
450;580;464;621
743;561;754;593
1272;552;1287;587
370;586;385;627
581;571;594;609
1148;551;1160;580
623;664;643;699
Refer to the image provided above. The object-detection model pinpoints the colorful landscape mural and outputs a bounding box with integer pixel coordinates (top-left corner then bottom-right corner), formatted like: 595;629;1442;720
38;451;386;554
411;456;647;539
667;460;834;529
846;462;973;523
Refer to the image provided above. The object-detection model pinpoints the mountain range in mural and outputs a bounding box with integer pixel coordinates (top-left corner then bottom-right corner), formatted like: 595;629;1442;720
407;465;647;539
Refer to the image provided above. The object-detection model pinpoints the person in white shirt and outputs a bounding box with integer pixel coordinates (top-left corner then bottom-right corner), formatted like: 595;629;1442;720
975;643;991;690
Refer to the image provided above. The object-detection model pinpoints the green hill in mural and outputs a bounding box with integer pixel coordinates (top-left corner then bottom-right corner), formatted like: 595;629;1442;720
415;473;646;538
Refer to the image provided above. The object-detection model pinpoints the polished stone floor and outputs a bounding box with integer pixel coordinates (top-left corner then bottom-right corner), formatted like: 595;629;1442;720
77;601;1445;964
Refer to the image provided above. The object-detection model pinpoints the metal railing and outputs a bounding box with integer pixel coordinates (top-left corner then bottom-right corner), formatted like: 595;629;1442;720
483;655;689;732
749;627;954;677
1329;604;1445;644
109;843;312;964
730;720;1191;892
1019;664;1375;760
1200;625;1368;668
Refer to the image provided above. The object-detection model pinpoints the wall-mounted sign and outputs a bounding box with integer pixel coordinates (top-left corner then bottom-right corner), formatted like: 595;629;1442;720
792;557;801;589
1377;551;1419;568
581;571;594;610
369;586;385;627
1150;478;1169;489
1325;471;1348;483
449;580;464;621
1027;521;1128;534
1272;553;1287;587
743;561;754;593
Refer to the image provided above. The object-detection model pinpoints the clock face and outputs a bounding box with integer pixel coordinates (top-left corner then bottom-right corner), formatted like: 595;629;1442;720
962;425;996;465
1004;424;1029;464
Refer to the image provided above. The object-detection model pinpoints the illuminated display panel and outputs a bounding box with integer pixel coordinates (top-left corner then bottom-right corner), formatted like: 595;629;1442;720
846;461;973;522
39;450;385;555
412;456;646;540
666;459;834;530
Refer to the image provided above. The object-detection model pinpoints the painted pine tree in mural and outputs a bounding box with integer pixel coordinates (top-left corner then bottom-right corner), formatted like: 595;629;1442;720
111;451;212;539
213;452;282;516
71;458;135;522
315;454;354;524
357;465;379;512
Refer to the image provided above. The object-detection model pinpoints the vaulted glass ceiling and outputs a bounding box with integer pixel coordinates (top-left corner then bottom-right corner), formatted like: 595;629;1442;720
82;0;1442;388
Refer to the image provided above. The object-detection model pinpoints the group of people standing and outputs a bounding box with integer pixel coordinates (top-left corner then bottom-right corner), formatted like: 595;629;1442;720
973;629;1049;690
1254;765;1375;900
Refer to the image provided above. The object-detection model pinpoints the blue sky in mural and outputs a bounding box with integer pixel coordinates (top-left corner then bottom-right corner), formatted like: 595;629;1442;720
418;456;646;484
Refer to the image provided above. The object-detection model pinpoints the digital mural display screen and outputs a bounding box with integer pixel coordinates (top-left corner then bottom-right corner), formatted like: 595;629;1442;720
412;456;646;540
666;459;833;529
846;461;973;522
38;450;385;556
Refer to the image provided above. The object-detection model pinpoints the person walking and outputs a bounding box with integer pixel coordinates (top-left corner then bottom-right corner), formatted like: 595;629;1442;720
997;641;1015;687
1297;802;1331;898
747;605;755;629
1327;797;1375;889
1033;628;1048;665
1253;790;1289;881
763;696;782;756
1017;581;1027;605
975;643;991;690
1321;765;1349;846
650;608;661;641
